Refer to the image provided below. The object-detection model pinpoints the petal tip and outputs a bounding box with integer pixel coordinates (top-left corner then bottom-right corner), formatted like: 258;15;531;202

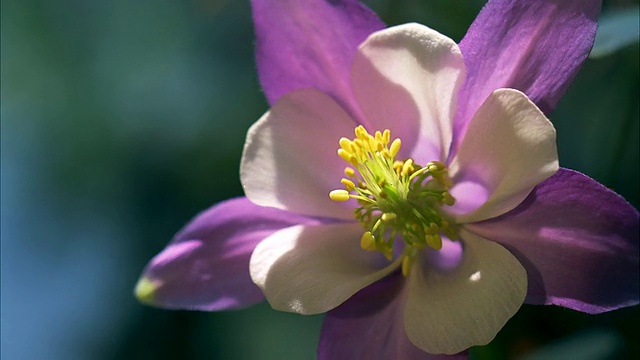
135;276;160;306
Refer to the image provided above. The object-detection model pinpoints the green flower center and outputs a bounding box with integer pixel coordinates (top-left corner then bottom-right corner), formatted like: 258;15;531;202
329;125;458;276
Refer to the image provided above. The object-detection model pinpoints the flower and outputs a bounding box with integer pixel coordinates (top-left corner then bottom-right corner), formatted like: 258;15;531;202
136;0;639;358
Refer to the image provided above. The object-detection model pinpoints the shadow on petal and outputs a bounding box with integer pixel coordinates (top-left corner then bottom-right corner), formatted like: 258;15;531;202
320;272;467;359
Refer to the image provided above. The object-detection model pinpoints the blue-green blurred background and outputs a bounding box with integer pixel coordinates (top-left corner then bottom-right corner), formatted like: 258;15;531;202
1;0;638;359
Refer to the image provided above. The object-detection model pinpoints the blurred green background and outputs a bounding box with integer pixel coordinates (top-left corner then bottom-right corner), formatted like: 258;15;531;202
1;0;638;359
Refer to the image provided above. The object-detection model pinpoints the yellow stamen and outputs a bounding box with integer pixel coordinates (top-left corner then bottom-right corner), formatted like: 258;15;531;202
344;167;356;178
382;129;391;144
401;159;414;177
337;149;357;166
389;138;401;158
425;233;443;250
328;126;457;275
339;137;354;152
381;212;396;222
341;178;356;191
441;191;456;206
329;189;350;202
360;231;377;251
401;254;414;277
374;130;383;142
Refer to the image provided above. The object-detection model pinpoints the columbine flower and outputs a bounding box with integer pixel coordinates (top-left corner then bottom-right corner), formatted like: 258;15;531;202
136;0;639;358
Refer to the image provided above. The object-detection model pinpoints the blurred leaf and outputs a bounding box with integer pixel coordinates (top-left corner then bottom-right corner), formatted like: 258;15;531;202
590;6;639;58
519;329;623;360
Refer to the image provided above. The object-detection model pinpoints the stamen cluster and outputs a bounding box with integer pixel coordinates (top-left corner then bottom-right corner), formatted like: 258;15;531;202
329;126;458;275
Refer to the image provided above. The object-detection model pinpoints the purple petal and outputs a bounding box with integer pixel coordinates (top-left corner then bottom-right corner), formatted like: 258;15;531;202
251;0;384;119
466;169;639;314
319;273;467;360
453;0;601;155
135;197;323;311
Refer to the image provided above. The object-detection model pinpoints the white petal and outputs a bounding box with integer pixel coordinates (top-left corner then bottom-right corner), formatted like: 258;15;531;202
241;89;358;219
404;229;527;354
448;88;558;223
250;223;400;315
352;23;465;163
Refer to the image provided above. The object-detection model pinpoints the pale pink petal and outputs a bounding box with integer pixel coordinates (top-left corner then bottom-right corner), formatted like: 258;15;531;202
448;88;558;223
404;230;527;355
241;89;358;219
352;23;465;163
250;223;400;315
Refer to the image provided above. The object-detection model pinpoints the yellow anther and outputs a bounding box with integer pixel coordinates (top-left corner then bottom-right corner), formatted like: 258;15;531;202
401;159;414;177
441;191;456;206
337;149;357;166
374;131;383;142
381;148;391;159
425;223;439;235
426;233;443;250
329;189;351;202
368;137;379;151
427;161;446;173
353;139;364;151
382;129;391;145
341;178;356;191
389;138;402;158
401;255;414;277
360;231;377;251
355;125;369;140
381;212;396;222
344;167;356;178
393;160;404;173
339;137;354;152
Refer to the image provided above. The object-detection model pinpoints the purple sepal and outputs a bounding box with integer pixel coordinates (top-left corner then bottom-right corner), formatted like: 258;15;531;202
138;197;322;311
467;169;639;314
251;0;384;119
319;273;468;359
454;0;601;154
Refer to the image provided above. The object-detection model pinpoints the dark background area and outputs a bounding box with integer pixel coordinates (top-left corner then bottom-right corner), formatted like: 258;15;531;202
2;0;638;359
